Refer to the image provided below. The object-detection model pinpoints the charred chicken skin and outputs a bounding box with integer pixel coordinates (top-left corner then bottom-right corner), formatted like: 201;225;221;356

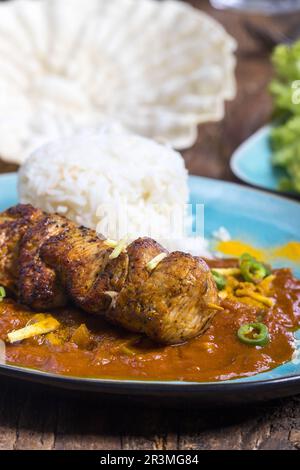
0;204;219;344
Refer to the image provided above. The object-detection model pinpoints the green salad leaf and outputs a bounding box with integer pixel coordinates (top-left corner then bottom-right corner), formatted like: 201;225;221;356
269;41;300;193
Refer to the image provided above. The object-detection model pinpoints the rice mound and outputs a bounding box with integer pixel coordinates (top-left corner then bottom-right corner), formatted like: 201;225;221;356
18;125;210;256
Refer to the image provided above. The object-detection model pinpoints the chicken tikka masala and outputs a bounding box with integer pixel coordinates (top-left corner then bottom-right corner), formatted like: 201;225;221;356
0;204;299;382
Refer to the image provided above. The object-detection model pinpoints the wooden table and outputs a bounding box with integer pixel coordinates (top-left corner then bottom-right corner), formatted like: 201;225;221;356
1;0;300;451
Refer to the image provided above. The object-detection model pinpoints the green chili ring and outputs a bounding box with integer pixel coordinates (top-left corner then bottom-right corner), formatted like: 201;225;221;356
237;322;269;346
0;286;5;302
239;253;271;284
211;270;227;290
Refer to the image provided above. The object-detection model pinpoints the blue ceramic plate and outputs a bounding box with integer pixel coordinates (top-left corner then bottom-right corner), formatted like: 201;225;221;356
0;172;300;405
230;124;296;195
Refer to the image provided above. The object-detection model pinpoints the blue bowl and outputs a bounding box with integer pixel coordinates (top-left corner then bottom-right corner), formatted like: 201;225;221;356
230;124;298;196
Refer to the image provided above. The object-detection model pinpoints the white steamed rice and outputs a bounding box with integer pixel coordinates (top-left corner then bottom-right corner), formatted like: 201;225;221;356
18;125;211;256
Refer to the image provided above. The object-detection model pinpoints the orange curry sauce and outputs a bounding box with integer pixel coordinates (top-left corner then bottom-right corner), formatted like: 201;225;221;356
0;261;300;382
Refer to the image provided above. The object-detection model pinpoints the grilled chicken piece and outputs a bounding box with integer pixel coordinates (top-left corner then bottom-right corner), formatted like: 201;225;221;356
40;224;129;314
0;204;220;344
111;239;218;344
18;213;73;310
0;205;43;293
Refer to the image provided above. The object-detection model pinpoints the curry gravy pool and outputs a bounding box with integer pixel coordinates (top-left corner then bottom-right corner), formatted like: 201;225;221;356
1;262;300;382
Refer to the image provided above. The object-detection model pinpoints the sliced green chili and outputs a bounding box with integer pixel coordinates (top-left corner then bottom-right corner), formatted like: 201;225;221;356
239;253;271;284
237;322;269;346
0;286;6;302
211;270;227;290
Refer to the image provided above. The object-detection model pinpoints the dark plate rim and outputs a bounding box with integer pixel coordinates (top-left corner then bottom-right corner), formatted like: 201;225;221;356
1;363;300;397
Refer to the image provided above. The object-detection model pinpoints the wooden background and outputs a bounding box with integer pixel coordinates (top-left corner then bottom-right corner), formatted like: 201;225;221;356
1;0;300;450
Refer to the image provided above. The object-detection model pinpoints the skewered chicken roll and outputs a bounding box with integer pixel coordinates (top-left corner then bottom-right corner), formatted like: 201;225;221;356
0;204;219;344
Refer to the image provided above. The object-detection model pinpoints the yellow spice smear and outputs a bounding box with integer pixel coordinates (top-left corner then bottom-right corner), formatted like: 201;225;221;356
216;240;300;264
272;242;300;263
216;241;267;261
